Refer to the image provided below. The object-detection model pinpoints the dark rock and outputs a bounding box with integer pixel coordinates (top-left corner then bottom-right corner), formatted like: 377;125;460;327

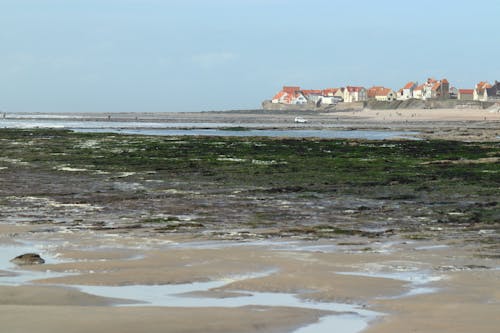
10;253;45;265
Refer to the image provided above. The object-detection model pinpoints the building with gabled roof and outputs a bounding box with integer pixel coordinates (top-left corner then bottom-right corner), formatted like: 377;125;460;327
271;86;308;105
367;86;397;101
343;86;367;102
413;84;425;100
317;88;342;105
420;78;450;100
300;90;323;103
322;88;339;97
485;81;500;101
474;81;492;101
397;82;417;100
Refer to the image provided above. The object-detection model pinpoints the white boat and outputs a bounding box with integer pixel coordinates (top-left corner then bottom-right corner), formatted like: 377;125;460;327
294;117;307;123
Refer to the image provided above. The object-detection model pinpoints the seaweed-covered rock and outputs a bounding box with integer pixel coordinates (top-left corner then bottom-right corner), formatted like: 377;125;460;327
10;253;45;265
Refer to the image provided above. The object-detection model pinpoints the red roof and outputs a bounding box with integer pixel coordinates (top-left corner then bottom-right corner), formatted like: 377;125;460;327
283;86;301;94
272;86;304;103
414;84;425;91
476;81;492;93
403;82;415;89
272;91;286;100
301;89;322;95
367;86;392;98
431;82;441;91
459;89;474;95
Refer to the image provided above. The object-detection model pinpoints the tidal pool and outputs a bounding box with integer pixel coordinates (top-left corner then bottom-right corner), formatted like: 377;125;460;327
75;276;379;333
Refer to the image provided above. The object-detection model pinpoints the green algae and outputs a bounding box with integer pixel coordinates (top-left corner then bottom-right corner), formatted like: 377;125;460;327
0;129;498;236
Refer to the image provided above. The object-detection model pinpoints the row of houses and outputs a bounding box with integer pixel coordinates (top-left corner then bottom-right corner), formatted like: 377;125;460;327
271;86;367;105
271;79;500;105
457;81;500;101
396;78;450;100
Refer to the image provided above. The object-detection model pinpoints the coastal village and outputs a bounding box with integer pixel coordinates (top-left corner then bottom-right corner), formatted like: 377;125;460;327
268;78;500;107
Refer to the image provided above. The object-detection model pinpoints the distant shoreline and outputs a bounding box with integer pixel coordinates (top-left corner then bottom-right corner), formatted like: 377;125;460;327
1;107;499;142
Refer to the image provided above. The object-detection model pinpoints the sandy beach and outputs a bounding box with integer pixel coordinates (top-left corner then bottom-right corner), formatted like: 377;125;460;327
0;108;499;333
1;222;498;333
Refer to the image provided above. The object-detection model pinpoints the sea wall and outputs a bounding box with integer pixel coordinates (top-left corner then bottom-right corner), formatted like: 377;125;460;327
366;99;495;110
261;100;364;112
261;100;320;111
262;99;495;112
332;102;365;111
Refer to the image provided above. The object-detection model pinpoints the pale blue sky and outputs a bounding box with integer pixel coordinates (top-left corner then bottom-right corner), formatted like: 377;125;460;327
0;0;498;113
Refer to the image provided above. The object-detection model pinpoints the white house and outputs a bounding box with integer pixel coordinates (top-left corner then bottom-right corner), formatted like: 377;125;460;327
319;96;342;105
413;84;425;100
423;79;438;100
473;82;491;101
271;86;308;104
397;82;417;100
343;86;367;102
367;86;396;101
301;90;323;104
378;90;397;102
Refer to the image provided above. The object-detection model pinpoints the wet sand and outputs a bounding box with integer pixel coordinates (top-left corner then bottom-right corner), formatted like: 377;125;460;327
1;223;498;333
366;271;500;333
0;305;324;333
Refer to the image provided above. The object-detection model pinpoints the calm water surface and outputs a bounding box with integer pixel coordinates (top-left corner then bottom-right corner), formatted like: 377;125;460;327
0;119;419;140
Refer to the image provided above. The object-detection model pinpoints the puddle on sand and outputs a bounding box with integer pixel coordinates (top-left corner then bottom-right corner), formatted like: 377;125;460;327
76;276;379;333
337;270;443;298
414;244;449;251
294;314;368;333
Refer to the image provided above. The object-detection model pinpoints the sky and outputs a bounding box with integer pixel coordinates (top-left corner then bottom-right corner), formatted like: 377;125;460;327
0;0;499;113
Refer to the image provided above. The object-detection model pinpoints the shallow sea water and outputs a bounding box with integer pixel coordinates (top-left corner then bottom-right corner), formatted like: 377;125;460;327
0;118;420;140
